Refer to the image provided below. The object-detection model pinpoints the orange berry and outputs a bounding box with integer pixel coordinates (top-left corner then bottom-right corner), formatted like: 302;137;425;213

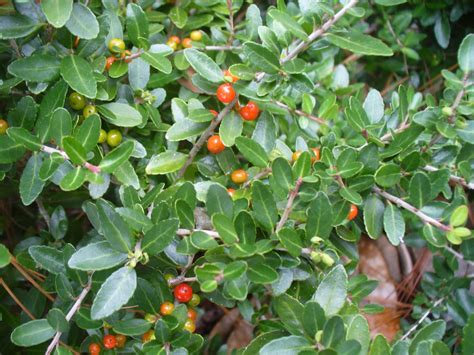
142;330;155;343
292;151;302;162
347;204;358;221
187;308;197;321
227;188;236;197
0;119;8;135
105;56;116;71
160;301;175;316
239;101;260;121
209;109;218;117
169;35;181;44
182;37;192;48
184;319;196;333
224;69;239;83
311;147;320;162
216;83;236;104
88;342;101;354
231;169;248;184
207;135;225;154
103;334;117;349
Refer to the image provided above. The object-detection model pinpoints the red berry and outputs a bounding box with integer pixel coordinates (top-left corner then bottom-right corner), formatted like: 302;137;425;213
187;308;197;321
174;283;193;303
348;204;358;221
216;83;236;104
311;147;321;162
207;135;225;154
103;334;117;349
105;56;115;71
239;101;260;121
209;109;218;117
88;342;101;354
227;188;236;197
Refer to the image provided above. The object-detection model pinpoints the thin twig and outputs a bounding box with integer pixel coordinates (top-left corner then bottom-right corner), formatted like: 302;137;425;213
242;167;272;188
177;228;219;238
274;101;326;125
176;95;239;178
226;0;235;45
281;0;359;64
168;276;197;287
372;187;451;232
204;45;242;51
45;276;93;355
423;165;474;190
41;145;101;174
276;177;303;232
445;247;474;268
400;297;445;340
11;258;55;302
0;278;36;319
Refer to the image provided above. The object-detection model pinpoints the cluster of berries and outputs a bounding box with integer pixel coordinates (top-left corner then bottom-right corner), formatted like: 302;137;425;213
166;31;203;51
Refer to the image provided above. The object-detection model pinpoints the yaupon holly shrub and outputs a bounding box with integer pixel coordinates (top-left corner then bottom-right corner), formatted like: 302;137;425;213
0;0;473;354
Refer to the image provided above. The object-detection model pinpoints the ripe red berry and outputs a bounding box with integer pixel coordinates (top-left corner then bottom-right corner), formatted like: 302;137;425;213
207;135;225;154
103;334;117;349
216;83;236;104
239;101;260;121
174;283;193;303
187;308;197;321
105;56;115;71
311;147;321;162
88;342;101;354
347;204;358;221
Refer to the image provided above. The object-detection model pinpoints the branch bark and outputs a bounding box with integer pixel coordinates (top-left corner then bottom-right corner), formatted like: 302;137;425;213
176;95;239;178
274;101;326;125
400;297;445;341
276;177;303;232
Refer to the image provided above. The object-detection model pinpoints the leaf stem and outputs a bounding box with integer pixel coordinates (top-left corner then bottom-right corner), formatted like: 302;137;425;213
423;165;474;190
276;177;303;232
176;95;239;179
41;145;101;174
10;257;55;302
372;186;451;232
0;278;36;319
274;101;326;125
400;297;445;341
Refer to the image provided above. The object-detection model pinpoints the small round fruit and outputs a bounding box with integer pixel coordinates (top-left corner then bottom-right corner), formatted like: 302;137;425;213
98;129;107;144
184;319;196;333
209;109;218;117
190;30;202;41
174;283;193;303
166;40;178;51
164;273;175;283
188;293;201;307
107;129;122;147
116;334;126;348
223;69;239;83
103;334;117;350
108;38;125;54
160;301;175;316
0;119;8;135
227;188;236;197
347;204;358;221
187;308;197;321
231;169;248;184
311;147;320;162
239;101;260;121
142;330;155;343
105;56;116;71
168;35;181;44
182;37;192;48
216;83;236;104
83;105;97;119
88;342;101;354
69;92;86;110
292;151;301;162
144;313;158;323
207;135;225;154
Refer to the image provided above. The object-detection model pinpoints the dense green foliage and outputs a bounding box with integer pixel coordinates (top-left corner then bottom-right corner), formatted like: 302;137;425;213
0;0;473;354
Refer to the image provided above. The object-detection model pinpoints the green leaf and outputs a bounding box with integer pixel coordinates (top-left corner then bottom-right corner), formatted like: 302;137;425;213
326;32;393;56
20;154;45;206
0;135;25;164
7;127;41;151
112;319;151;336
141;52;172;74
0;244;11;268
243;42;280;73
220;111;243;147
462;314;474;355
450;206;469;227
41;0;73;28
169;7;188;29
458;33;474;73
50;108;72;148
374;163;401;187
10;319;55;347
347;315;370;355
268;9;307;41
75;114;101;152
272;157;294;192
145;151;187;175
259;336;312;354
251;181;278;231
37;80;68;143
383;204;404;246
277;228;302;257
190;231;218;250
97;103;143;127
321;316;345;349
375;0;407;5
243;330;288;355
434;14;450;49
312;265;347;316
29;245;64;274
47;308;68;332
59;167;86;191
369;334;391;355
99;141;134;173
142;218;179;254
60;55;97;98
207;185;233;219
306;192;333;239
457;121;474;143
0;15;40;40
302;301;325;338
166;119;208;142
364;194;384;239
91;267;137;320
247;258;279;284
65;3;99;39
274;294;304;335
8;55;60;82
126;3;149;46
212;213;239;244
235;136;268;168
409;172;431;209
96;199;132;253
409;320;446;353
223;261;247;281
184;49;224;83
68;241;127;271
363;89;384;123
62;136;86;164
